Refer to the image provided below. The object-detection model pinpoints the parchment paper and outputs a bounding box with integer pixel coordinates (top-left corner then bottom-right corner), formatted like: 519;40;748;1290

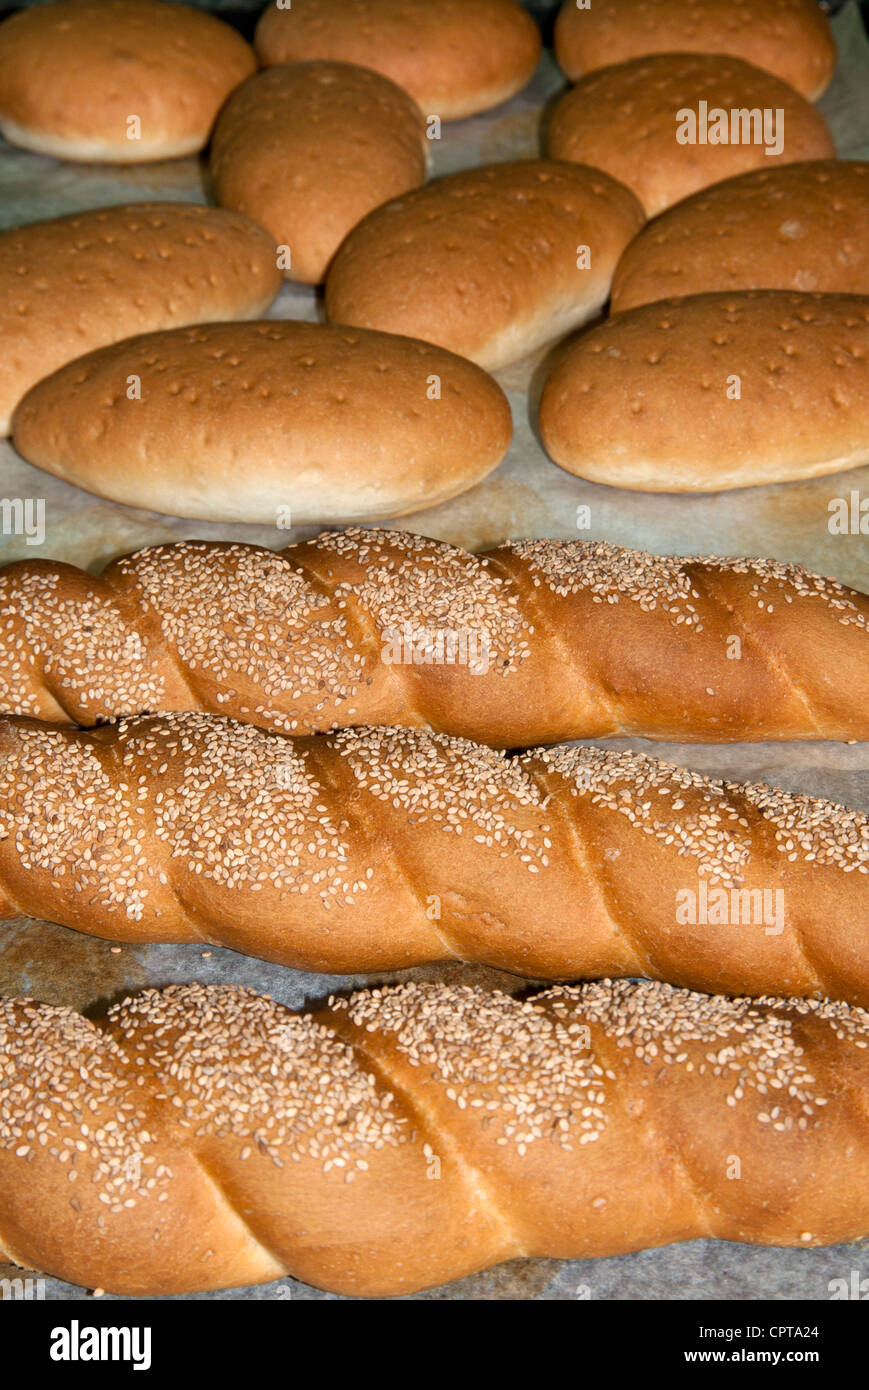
0;1;867;1301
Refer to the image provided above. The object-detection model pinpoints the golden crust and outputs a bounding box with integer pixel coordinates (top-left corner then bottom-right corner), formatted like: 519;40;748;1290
0;0;255;161
211;62;427;286
611;161;869;312
11;322;513;524
540;290;869;490
326;161;645;368
554;0;837;100
254;0;541;119
546;52;835;217
0;203;282;436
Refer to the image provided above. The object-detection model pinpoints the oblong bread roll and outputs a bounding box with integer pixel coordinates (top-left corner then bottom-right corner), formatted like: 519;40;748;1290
0;203;282;437
0;0;255;162
11;322;513;524
539;291;869;492
611;161;869;313
254;0;541;120
210;62;427;286
546;53;835;218
554;0;836;101
325;161;645;369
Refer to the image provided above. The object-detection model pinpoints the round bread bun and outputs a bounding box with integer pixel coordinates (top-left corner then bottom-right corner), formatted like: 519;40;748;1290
325;161;645;370
546;53;835;218
538;291;869;492
0;203;282;438
254;0;541;120
11;321;513;525
210;62;428;286
554;0;836;101
0;0;255;162
611;161;869;313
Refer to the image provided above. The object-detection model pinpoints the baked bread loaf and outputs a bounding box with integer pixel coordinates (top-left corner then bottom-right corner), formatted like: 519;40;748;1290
325;161;644;369
10;324;512;525
210;62;428;286
554;0;836;101
611;161;869;313
2;529;867;742
0;0;255;162
0;203;282;437
0;712;867;1000
254;0;541;120
1;975;868;1296
540;291;869;491
546;54;835;217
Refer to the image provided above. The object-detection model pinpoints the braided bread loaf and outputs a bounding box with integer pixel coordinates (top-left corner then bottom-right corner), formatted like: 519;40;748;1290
2;528;867;743
1;976;868;1296
0;712;866;1001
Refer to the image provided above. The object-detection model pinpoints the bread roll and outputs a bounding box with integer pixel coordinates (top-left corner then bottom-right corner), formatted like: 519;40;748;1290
546;54;835;218
326;161;645;369
254;0;541;120
0;0;255;162
11;321;513;524
554;0;836;101
0;203;282;437
611;161;869;313
539;291;869;492
211;62;427;286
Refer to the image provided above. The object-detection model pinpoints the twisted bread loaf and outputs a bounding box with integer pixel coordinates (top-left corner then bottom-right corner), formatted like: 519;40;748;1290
0;712;866;1002
1;977;868;1296
2;529;868;744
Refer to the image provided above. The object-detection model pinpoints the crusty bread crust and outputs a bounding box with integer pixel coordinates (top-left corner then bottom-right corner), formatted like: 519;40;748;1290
211;62;428;286
254;0;541;119
554;0;836;100
1;976;868;1295
1;530;867;743
540;291;869;490
326;161;645;368
0;712;867;999
0;203;282;436
11;322;513;524
0;0;255;162
611;161;869;312
546;53;835;217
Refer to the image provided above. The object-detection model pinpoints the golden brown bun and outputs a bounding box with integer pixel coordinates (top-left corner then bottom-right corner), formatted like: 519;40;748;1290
326;161;645;368
0;202;282;437
611;161;869;312
540;290;869;491
1;977;869;1296
0;713;867;999
546;53;835;217
11;321;512;524
3;530;868;745
554;0;836;100
0;0;255;162
210;62;427;286
254;0;541;119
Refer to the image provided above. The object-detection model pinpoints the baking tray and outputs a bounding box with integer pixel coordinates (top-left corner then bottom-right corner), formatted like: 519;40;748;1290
0;0;868;1300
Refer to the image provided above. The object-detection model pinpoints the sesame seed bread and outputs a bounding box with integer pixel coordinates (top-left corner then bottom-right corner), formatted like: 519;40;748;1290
610;161;869;313
554;0;836;101
254;0;542;120
1;975;868;1295
2;530;867;744
0;0;255;163
210;62;428;286
546;53;835;218
325;161;645;369
0;712;866;999
539;291;869;491
10;323;512;525
0;203;282;438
